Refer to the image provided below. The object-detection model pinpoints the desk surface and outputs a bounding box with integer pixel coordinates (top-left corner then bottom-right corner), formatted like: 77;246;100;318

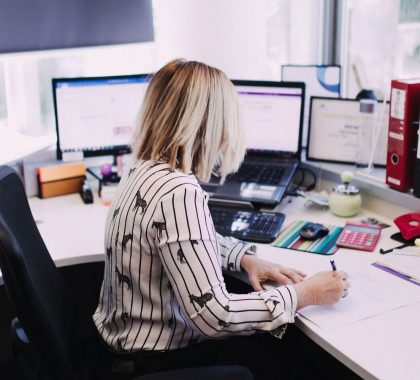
2;193;419;380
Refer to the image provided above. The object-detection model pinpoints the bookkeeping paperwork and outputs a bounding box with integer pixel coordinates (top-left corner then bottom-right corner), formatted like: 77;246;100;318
298;265;420;330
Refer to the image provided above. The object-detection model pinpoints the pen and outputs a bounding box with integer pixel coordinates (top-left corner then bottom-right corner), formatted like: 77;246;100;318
330;260;337;271
380;243;410;254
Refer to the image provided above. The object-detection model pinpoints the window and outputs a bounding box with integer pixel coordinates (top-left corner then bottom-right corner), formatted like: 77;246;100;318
153;0;323;80
1;0;331;140
266;0;323;77
342;0;420;99
0;63;6;127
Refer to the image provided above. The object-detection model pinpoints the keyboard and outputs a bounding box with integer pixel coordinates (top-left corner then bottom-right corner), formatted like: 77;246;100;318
230;163;285;186
209;204;285;243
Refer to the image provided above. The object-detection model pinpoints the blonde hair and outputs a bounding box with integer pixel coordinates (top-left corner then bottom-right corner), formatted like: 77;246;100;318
131;59;245;183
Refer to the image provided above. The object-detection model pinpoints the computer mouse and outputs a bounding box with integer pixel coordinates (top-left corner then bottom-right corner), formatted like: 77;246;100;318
299;222;329;240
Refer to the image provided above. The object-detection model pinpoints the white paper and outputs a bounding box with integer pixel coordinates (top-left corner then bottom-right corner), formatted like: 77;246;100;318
394;247;420;257
390;88;406;120
62;151;83;162
376;254;420;282
298;266;420;330
307;99;389;165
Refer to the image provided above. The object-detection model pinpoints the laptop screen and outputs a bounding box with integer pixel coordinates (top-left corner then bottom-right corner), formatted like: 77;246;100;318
233;80;305;158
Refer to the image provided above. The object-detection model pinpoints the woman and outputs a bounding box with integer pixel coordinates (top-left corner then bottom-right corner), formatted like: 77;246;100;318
93;59;350;378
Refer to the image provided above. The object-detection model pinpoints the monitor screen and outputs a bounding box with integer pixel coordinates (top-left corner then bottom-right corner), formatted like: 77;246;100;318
53;74;149;160
281;65;341;148
307;97;389;166
233;80;304;158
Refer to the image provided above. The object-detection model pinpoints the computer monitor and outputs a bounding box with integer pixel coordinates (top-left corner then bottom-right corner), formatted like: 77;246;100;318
232;80;305;159
53;74;150;161
281;65;341;148
307;97;389;166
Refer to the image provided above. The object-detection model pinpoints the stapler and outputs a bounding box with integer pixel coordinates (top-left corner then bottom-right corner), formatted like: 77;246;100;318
80;180;94;204
380;213;420;254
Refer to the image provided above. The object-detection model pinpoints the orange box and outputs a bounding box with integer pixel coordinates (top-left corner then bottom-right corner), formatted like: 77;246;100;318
37;162;86;198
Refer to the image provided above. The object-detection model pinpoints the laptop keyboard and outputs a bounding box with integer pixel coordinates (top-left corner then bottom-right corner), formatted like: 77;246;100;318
209;205;285;243
230;163;285;186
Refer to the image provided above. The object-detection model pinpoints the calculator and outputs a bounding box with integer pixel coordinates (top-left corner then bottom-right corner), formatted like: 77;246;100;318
336;222;382;251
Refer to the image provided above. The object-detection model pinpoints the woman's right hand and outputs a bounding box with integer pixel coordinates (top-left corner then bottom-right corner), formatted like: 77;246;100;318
293;270;350;310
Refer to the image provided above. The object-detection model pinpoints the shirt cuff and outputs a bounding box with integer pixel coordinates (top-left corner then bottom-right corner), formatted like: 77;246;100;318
226;241;257;272
254;285;297;338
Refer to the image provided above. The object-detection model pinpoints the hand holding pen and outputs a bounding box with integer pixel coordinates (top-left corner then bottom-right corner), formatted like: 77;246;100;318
294;260;351;310
330;260;350;299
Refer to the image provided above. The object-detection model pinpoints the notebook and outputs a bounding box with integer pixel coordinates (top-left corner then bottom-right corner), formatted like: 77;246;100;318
203;80;305;206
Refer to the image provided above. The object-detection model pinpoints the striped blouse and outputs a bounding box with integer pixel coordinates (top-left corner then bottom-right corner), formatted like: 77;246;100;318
93;159;297;352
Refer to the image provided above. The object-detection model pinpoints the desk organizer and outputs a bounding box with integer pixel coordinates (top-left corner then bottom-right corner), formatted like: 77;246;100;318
37;162;85;198
272;220;343;255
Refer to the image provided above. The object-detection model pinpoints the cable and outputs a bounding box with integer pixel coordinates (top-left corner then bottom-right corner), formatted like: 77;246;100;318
289;167;317;194
285;191;304;197
294;168;305;190
302;167;317;191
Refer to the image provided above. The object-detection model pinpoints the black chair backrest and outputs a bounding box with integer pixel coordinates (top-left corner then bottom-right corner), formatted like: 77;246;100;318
0;166;78;379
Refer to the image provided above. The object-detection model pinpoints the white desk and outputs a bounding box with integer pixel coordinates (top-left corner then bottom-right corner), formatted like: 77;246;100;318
271;198;420;380
2;193;420;380
29;194;108;268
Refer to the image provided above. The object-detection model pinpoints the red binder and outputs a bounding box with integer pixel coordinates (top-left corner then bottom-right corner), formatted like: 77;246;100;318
386;79;420;191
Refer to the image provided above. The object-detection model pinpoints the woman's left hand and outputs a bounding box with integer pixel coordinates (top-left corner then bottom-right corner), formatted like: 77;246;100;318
240;254;307;291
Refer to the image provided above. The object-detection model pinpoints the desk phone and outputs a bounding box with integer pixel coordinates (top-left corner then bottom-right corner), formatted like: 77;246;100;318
336;222;381;251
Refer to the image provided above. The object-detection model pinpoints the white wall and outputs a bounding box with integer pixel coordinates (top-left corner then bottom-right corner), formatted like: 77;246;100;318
154;0;268;79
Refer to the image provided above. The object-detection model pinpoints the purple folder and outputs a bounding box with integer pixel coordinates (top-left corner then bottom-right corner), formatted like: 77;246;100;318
372;262;420;287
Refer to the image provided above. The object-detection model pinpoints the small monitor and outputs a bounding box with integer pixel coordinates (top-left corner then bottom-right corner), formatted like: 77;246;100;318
307;97;389;166
53;74;150;160
281;65;341;147
232;80;305;159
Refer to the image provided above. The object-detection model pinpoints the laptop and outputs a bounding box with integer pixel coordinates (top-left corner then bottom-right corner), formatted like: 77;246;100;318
203;80;305;207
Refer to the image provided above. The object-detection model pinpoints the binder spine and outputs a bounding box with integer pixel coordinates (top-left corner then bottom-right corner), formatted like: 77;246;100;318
386;80;420;191
413;119;420;197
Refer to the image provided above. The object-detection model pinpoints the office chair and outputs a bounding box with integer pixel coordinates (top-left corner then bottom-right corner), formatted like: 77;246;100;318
0;166;253;380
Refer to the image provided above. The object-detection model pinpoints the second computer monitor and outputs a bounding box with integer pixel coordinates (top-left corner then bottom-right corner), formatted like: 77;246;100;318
53;74;150;161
